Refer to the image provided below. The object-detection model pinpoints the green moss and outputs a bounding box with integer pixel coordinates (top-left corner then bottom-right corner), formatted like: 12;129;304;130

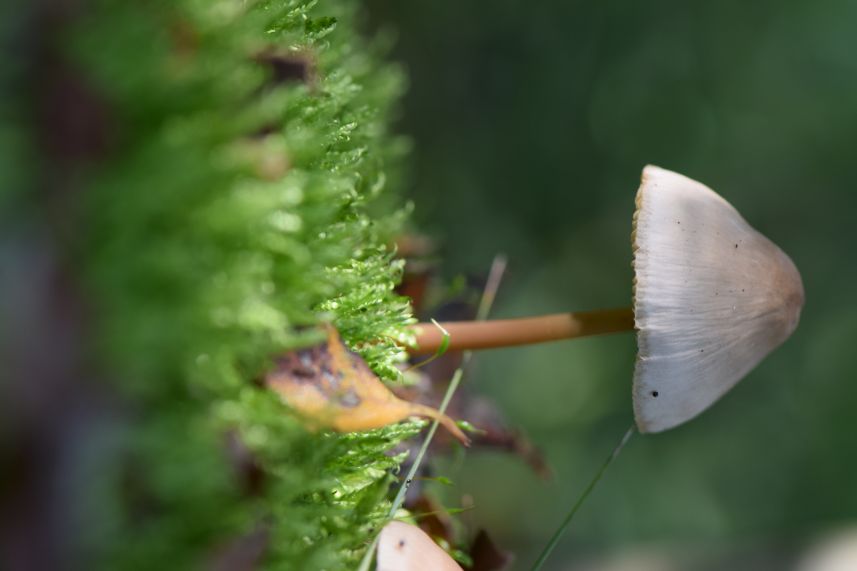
65;0;416;568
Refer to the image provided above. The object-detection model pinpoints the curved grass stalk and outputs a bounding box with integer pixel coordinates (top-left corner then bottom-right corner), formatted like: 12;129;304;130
529;424;636;571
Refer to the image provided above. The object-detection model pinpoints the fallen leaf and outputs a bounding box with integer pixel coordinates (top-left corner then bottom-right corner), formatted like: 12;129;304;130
467;529;513;571
266;325;470;445
394;233;438;316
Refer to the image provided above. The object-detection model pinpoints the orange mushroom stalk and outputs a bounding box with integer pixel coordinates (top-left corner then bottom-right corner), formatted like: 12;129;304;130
410;307;634;355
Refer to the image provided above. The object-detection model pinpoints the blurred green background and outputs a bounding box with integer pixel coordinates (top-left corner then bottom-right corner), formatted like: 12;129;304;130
367;0;857;569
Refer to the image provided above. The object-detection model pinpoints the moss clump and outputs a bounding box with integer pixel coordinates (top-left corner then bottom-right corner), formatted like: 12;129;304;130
26;0;417;568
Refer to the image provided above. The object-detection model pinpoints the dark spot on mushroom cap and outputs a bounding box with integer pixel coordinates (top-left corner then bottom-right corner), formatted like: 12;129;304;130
651;391;659;397
398;539;406;549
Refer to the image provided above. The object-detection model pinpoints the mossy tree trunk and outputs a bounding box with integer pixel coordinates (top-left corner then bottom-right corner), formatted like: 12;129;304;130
1;1;416;569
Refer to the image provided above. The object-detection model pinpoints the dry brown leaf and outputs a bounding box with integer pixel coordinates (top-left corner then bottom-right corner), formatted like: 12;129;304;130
467;529;513;571
266;325;470;445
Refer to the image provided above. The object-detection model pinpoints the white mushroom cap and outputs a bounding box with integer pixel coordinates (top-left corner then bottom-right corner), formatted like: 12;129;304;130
377;521;463;571
796;528;857;571
632;166;804;433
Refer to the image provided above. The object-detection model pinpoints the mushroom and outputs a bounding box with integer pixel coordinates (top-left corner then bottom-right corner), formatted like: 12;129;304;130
376;521;463;571
409;166;804;432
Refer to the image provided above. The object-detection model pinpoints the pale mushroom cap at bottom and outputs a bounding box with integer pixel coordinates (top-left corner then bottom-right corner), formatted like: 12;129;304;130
376;521;463;571
632;166;804;433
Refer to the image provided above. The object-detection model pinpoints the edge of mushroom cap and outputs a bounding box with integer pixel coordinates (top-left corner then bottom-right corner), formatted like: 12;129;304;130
629;167;648;431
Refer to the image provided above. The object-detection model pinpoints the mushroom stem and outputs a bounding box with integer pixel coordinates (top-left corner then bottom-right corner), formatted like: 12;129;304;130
410;307;634;355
